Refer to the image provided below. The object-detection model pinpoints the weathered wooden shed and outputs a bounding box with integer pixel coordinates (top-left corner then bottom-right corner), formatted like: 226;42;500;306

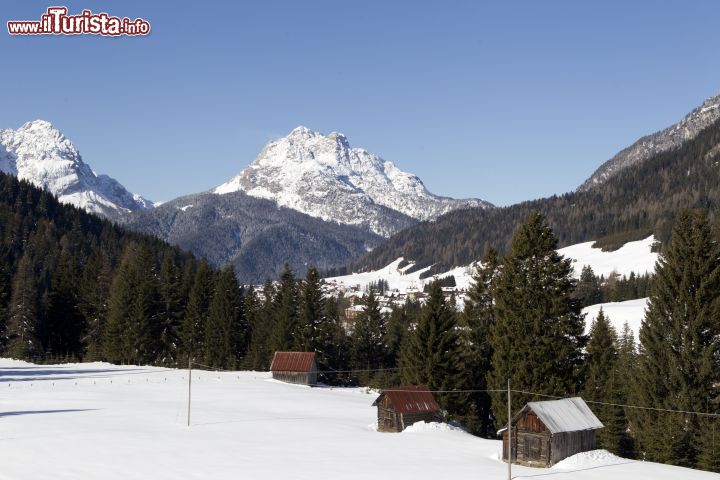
270;352;318;386
501;397;603;467
372;385;443;432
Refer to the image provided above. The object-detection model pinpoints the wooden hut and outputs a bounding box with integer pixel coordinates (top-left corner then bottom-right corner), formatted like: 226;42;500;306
372;385;443;432
270;352;318;385
501;397;603;467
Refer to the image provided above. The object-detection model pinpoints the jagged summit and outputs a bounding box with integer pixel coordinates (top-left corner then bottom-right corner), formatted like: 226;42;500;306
579;91;720;191
215;126;493;237
0;120;152;217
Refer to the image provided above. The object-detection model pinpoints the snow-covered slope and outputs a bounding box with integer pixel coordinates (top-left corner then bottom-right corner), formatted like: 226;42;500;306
326;257;476;293
583;298;649;343
559;236;659;278
328;236;659;294
579;92;720;191
0;120;152;217
215;126;493;237
2;359;715;480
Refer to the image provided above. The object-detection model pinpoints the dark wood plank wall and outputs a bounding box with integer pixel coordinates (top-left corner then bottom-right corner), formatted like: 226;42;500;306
550;429;597;465
503;409;598;467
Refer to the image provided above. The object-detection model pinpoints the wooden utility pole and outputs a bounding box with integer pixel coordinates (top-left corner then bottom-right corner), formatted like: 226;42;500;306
507;378;512;480
187;357;192;427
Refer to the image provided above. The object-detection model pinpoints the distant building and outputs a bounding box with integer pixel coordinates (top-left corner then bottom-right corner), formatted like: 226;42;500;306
501;397;603;467
270;352;318;386
372;385;442;432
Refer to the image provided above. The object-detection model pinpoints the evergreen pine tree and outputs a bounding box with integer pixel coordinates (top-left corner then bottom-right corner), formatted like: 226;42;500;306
616;321;637;458
297;266;325;352
102;243;160;365
487;211;586;427
320;295;351;385
204;266;243;369
574;265;602;307
245;280;275;370
461;247;498;437
0;265;9;352
156;255;184;366
78;247;112;361
634;210;720;468
269;265;299;353
5;253;42;359
45;250;84;358
351;290;387;385
582;309;627;454
400;281;465;415
178;261;213;365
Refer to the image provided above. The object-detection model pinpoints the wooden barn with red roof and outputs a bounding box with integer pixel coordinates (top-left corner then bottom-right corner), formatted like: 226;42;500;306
270;352;318;385
372;385;443;432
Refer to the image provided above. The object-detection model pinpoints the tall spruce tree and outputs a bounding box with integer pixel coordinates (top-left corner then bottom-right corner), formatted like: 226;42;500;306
574;265;602;307
582;309;628;454
5;253;42;359
297;266;325;352
634;210;720;468
269;265;299;353
178;261;213;365
351;290;387;385
400;281;465;414
156;255;184;366
616;321;637;458
461;247;498;437
320;295;351;385
245;280;275;370
102;243;161;365
487;211;586;427
0;264;9;352
45;251;84;358
78;247;112;361
204;265;244;369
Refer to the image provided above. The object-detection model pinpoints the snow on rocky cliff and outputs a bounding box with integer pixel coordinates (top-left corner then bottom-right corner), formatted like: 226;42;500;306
0;120;152;217
215;126;493;237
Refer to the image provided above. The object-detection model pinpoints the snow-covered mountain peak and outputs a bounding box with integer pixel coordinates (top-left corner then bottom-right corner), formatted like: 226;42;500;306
0;120;152;217
215;126;493;236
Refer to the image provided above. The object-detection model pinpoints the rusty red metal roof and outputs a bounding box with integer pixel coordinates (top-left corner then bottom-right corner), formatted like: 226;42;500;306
373;385;441;414
270;352;316;373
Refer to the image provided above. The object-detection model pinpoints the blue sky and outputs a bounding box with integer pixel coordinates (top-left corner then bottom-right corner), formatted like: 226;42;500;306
2;1;719;206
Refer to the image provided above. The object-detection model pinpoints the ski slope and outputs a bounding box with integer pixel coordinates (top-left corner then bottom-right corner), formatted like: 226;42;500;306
1;359;716;480
583;298;649;342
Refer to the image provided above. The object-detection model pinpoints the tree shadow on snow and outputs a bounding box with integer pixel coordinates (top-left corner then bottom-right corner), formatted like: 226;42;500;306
0;409;97;418
0;368;156;381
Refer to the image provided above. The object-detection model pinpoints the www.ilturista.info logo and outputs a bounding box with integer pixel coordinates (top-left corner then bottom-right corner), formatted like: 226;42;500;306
7;7;150;36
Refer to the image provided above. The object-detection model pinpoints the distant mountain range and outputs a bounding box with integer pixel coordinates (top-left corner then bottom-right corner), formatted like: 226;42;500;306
4;91;720;283
0;122;487;281
0;120;152;217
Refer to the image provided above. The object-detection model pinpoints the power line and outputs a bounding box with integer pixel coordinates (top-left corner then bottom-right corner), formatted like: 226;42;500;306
511;389;720;419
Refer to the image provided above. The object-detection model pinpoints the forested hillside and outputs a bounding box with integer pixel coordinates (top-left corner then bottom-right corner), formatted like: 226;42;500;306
335;118;720;276
0;172;208;362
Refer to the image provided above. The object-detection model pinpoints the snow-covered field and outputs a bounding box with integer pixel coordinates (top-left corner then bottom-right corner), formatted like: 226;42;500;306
582;298;649;342
559;236;658;278
1;359;715;480
327;236;659;293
